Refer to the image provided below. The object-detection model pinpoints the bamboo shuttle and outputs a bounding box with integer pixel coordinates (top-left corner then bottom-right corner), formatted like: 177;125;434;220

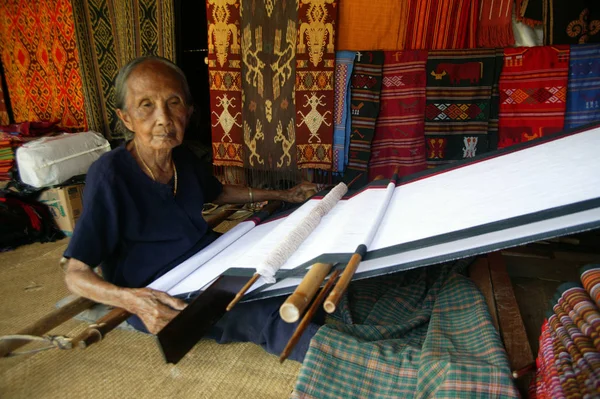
279;262;333;323
279;269;341;363
323;253;363;313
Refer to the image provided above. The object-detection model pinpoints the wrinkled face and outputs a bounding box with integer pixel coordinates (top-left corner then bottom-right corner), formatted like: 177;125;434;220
117;61;192;151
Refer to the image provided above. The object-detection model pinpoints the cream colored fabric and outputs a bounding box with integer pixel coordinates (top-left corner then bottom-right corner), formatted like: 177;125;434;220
0;240;301;398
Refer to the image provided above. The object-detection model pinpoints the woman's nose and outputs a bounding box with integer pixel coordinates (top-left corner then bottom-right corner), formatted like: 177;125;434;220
155;103;173;125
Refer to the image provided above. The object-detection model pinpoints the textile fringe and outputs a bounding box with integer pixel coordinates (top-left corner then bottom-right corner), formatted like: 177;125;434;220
212;165;335;188
477;24;516;48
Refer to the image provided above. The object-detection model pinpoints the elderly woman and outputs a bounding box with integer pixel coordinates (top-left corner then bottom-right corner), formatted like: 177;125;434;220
63;56;319;361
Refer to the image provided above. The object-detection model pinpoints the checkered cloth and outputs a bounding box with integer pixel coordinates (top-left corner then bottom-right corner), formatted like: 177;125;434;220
292;261;519;398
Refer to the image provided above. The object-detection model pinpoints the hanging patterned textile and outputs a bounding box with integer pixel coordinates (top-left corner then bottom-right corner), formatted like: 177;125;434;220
343;51;383;187
566;45;600;129
336;0;409;51
295;0;336;170
498;46;570;149
404;0;480;50
519;0;600;44
477;0;515;48
0;65;9;125
368;50;427;181
424;49;502;168
0;0;87;129
332;51;354;173
240;0;298;178
530;265;600;398
71;0;176;138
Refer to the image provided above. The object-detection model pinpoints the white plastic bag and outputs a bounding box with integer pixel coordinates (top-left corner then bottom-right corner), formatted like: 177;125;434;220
16;132;110;188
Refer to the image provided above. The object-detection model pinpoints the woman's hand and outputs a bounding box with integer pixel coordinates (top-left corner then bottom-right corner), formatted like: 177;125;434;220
283;182;317;203
123;288;187;334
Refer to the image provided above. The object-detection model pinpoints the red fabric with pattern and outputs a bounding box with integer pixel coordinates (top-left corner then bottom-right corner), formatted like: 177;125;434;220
498;46;570;148
0;0;87;129
369;50;427;181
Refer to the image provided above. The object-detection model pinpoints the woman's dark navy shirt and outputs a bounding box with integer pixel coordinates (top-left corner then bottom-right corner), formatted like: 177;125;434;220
64;144;223;288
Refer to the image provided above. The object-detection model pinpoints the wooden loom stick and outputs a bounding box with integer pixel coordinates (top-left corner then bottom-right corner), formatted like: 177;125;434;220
279;262;333;323
279;269;341;363
226;274;260;311
324;168;400;314
0;297;95;358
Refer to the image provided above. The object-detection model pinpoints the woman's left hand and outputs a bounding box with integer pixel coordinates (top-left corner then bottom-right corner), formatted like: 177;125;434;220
283;182;318;203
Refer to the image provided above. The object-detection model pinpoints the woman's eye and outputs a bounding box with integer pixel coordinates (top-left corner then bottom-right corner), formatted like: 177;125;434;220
170;99;181;105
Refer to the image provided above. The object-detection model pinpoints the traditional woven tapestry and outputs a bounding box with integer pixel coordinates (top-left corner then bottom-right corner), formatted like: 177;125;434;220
336;0;409;51
240;0;298;174
404;0;479;50
292;262;519;399
566;45;600;129
530;265;600;398
477;0;515;48
295;0;337;170
332;51;354;173
0;0;87;129
498;46;570;149
71;0;176;138
0;67;9;125
424;49;502;168
343;51;383;187
368;51;427;181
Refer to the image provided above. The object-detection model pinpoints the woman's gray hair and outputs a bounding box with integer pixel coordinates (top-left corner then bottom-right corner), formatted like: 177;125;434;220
113;56;193;139
114;55;193;111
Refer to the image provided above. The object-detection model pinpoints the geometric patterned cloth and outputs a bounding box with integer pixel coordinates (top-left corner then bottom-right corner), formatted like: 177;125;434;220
292;261;519;399
404;0;480;50
498;46;570;148
72;0;176;139
0;0;87;129
207;0;243;168
530;265;600;398
0;65;9;125
343;51;384;187
295;0;337;170
565;44;600;129
425;49;502;168
240;0;297;174
333;51;355;173
369;50;427;181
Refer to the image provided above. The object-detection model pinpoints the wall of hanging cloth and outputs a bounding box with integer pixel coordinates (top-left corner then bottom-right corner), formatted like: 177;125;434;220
0;0;87;129
529;264;600;398
71;0;176;139
0;65;9;126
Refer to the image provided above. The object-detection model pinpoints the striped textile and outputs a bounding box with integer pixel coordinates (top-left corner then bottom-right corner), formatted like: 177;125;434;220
343;51;384;187
565;44;600;129
369;50;427;181
405;0;480;50
498;46;570;149
424;49;502;168
477;0;515;48
292;261;519;399
530;265;600;398
72;0;176;138
332;51;355;173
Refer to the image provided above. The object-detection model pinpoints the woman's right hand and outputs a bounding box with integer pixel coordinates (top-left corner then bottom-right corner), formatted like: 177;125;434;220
124;288;187;334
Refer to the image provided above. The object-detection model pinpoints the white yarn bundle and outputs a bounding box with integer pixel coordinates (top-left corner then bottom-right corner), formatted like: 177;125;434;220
255;182;348;283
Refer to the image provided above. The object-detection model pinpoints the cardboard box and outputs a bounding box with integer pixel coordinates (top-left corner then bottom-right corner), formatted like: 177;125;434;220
38;184;84;236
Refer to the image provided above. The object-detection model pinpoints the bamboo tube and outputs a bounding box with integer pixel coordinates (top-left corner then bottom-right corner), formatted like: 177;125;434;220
323;253;363;314
279;263;333;323
279;269;341;363
0;297;94;358
72;308;131;349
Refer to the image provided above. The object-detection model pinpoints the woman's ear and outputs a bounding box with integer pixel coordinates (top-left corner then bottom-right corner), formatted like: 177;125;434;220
187;105;194;121
116;108;135;132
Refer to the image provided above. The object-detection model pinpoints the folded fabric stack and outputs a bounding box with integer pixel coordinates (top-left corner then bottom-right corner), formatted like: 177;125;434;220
0;134;20;181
